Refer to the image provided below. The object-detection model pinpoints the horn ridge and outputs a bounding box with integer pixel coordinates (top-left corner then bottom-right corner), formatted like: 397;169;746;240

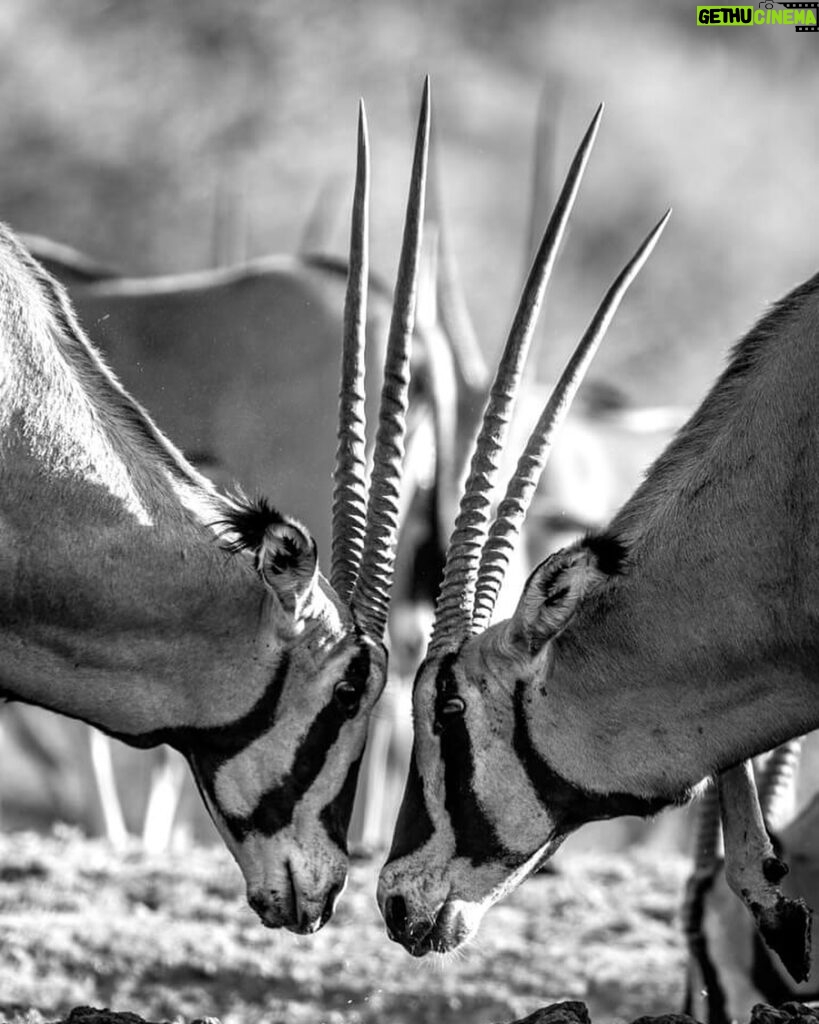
331;101;371;602
472;209;671;630
352;78;431;641
428;103;604;654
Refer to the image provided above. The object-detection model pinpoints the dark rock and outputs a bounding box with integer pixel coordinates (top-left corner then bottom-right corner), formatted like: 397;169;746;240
502;1001;592;1024
61;1009;173;1024
501;1001;819;1024
750;1003;819;1024
51;1010;223;1024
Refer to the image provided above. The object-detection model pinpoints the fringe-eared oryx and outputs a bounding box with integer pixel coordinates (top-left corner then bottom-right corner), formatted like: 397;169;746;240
6;115;454;856
378;110;819;974
0;82;429;933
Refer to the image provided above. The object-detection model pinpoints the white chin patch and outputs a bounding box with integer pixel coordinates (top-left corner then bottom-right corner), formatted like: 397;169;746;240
442;897;487;946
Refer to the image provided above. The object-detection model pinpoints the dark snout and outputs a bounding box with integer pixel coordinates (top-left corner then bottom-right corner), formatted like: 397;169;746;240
248;864;345;935
382;893;470;956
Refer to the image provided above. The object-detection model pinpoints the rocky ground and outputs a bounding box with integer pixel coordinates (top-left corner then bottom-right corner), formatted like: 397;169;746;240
0;829;690;1024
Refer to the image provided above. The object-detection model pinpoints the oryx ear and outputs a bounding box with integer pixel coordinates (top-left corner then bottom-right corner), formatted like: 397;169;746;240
509;534;626;654
220;498;319;616
255;520;318;615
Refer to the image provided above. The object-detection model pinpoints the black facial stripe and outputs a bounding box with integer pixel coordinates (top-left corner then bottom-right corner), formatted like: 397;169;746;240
386;750;435;863
99;639;372;846
436;653;510;866
214;642;372;843
512;679;670;833
319;751;364;853
103;651;293;756
104;652;293;836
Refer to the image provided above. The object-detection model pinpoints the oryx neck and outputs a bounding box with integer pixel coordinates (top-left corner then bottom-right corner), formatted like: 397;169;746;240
0;510;276;734
0;228;299;736
0;234;217;525
548;275;819;797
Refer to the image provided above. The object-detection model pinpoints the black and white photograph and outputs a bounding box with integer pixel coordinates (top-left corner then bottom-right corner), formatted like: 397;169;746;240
0;3;818;1023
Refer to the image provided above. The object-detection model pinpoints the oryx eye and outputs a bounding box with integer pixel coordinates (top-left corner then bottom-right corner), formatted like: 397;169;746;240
441;696;465;717
333;680;361;714
434;695;465;732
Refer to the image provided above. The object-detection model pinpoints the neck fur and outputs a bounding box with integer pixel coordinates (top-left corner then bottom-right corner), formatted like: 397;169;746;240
0;227;280;736
549;272;819;799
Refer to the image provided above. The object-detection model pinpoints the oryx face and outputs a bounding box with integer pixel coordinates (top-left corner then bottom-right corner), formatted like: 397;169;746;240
186;601;388;934
377;630;565;955
378;541;672;955
190;81;431;934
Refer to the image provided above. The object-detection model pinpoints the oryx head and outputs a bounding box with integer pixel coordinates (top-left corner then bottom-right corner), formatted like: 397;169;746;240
377;104;670;955
180;84;430;935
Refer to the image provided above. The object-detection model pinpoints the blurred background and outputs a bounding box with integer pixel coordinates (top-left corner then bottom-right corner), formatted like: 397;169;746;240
1;0;818;850
3;0;817;401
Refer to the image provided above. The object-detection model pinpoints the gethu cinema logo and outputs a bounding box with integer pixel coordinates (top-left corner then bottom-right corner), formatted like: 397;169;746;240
697;4;818;27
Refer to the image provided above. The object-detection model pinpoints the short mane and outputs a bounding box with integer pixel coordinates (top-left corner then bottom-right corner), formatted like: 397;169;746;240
609;269;819;544
0;224;219;508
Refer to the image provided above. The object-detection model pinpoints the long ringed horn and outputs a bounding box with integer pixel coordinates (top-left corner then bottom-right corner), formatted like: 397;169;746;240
758;738;802;832
331;101;370;602
472;209;671;630
351;78;431;641
428;103;604;655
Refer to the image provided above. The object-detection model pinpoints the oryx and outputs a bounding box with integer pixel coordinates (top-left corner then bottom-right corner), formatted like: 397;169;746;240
0;83;429;933
8;133;454;857
378;106;819;971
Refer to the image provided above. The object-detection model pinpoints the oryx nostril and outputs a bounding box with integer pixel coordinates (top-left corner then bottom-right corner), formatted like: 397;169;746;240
321;881;344;927
247;891;267;918
298;909;320;934
383;894;408;940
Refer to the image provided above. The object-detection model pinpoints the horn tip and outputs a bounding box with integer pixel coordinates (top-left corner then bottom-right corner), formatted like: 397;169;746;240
648;208;673;244
421;75;431;118
413;77;431;163
357;100;369;142
578;103;604;154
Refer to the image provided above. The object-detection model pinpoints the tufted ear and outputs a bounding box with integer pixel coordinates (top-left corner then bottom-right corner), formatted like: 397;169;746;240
254;519;318;616
220;498;319;617
509;533;626;656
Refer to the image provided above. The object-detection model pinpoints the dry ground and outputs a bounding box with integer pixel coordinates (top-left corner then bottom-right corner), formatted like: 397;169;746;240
0;830;689;1024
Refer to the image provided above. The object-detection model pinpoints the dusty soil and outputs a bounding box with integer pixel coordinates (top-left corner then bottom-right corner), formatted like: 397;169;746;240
0;829;689;1024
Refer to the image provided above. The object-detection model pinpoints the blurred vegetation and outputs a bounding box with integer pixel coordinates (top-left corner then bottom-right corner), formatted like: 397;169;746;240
0;0;816;408
0;832;688;1024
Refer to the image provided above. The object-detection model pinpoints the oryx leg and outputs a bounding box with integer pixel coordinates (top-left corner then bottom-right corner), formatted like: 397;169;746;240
141;745;188;854
717;758;812;983
682;779;725;1022
353;708;393;853
87;727;129;850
